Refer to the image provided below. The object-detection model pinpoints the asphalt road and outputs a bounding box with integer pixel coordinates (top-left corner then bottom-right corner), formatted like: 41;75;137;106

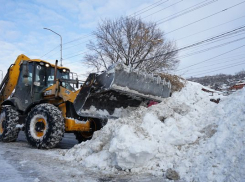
0;132;167;182
18;131;79;149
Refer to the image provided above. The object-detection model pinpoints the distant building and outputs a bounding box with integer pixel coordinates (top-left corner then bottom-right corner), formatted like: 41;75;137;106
230;83;245;91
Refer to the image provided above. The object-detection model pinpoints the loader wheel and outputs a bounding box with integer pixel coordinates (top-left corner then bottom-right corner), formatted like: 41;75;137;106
25;103;64;149
74;119;106;143
0;106;20;142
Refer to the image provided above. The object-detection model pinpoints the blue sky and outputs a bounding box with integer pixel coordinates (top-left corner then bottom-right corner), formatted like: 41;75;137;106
0;0;245;80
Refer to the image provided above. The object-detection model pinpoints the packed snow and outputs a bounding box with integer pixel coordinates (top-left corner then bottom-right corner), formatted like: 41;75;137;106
63;81;245;181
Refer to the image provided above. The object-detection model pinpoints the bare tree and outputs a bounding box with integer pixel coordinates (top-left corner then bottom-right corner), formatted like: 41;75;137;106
84;17;179;73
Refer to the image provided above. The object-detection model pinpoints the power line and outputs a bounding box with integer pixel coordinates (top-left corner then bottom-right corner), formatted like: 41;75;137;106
64;0;170;46
155;0;217;24
191;62;245;77
179;25;245;51
43;0;220;61
142;25;245;62
63;25;245;65
63;34;94;45
65;0;214;54
45;0;215;59
130;0;169;17
184;31;245;51
175;14;245;41
179;52;245;76
40;0;173;58
131;0;164;14
184;54;245;72
178;34;245;59
177;44;245;72
41;0;245;69
62;0;174;47
162;0;245;35
142;0;184;19
62;1;180;53
63;50;88;60
63;40;89;51
40;45;59;58
185;59;245;75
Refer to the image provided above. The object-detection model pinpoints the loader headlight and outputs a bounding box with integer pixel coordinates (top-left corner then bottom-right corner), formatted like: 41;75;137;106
45;63;50;67
62;69;70;73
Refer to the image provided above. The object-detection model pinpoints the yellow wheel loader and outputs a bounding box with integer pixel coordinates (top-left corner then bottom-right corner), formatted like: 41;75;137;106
0;54;171;149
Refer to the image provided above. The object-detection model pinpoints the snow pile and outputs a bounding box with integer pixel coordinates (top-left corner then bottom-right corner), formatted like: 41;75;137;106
186;88;245;181
63;82;245;181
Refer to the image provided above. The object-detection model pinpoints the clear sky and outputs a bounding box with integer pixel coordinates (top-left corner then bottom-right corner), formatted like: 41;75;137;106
0;0;245;80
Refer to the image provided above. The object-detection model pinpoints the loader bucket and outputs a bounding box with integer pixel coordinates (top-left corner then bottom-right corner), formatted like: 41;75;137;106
74;63;171;118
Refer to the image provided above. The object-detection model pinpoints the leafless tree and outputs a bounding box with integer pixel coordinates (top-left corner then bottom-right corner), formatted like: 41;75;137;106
84;17;179;73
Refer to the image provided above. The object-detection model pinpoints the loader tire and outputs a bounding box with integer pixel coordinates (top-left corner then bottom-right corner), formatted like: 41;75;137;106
74;119;107;143
0;106;20;142
25;103;64;149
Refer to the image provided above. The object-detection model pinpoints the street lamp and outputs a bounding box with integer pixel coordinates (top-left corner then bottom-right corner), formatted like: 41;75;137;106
0;70;3;83
43;28;63;66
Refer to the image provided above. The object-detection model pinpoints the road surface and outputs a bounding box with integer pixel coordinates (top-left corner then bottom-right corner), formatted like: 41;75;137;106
0;132;166;182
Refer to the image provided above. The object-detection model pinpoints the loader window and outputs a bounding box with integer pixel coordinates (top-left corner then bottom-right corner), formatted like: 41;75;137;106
57;69;75;91
18;63;33;86
34;64;54;91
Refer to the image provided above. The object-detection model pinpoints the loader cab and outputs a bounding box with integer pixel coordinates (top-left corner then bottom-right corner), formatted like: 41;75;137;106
11;60;76;111
11;61;55;109
30;61;76;95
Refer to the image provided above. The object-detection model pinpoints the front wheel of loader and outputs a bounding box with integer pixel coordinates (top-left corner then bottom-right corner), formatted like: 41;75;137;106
25;103;65;149
0;106;20;142
74;119;107;143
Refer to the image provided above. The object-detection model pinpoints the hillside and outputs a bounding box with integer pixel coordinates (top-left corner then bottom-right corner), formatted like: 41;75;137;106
187;71;245;90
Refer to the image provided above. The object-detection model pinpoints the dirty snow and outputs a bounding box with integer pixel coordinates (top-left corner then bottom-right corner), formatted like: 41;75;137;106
64;81;245;181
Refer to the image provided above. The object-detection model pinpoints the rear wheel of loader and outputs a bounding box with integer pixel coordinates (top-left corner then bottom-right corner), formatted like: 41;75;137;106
74;119;106;143
25;103;64;149
0;106;20;142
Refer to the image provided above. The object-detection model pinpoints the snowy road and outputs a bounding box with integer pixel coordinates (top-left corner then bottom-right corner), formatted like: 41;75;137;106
0;132;166;182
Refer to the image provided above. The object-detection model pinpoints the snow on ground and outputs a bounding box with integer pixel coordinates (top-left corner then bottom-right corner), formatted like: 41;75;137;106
63;81;245;181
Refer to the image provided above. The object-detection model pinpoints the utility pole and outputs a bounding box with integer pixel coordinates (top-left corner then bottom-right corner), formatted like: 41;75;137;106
43;28;63;66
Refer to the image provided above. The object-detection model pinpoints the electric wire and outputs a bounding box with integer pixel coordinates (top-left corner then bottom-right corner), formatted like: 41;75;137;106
141;25;245;63
162;0;245;35
175;14;245;41
41;0;245;75
130;0;169;17
62;25;245;65
40;45;59;58
64;0;214;53
178;34;245;59
40;0;171;58
177;44;245;72
43;0;215;59
142;0;184;19
63;1;243;61
129;0;164;15
154;0;217;24
184;54;245;71
185;59;245;75
191;62;245;77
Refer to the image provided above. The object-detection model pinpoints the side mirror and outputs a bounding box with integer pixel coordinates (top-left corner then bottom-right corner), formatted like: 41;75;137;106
76;78;79;88
22;61;29;86
23;77;29;85
22;61;29;78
